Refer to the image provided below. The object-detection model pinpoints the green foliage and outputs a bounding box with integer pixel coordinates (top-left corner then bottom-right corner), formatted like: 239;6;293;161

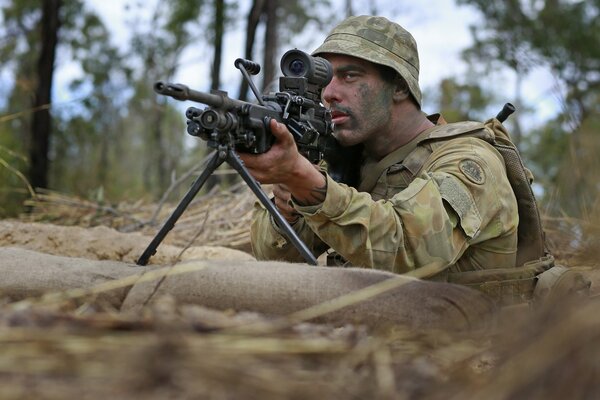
525;102;600;216
1;1;44;215
0;0;210;209
203;0;238;44
459;0;538;73
459;0;599;121
458;0;600;216
4;0;594;220
0;0;46;143
434;77;496;122
46;2;136;199
0;130;32;217
279;0;334;34
128;0;204;79
125;0;210;197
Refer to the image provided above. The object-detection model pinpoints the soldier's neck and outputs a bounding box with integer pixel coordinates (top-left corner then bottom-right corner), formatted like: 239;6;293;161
365;108;434;161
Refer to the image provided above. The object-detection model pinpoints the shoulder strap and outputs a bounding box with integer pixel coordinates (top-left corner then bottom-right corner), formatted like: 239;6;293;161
358;120;485;193
358;137;423;192
405;120;493;170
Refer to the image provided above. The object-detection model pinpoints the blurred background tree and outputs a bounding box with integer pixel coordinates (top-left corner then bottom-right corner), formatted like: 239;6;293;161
0;0;598;221
237;0;332;101
0;0;82;212
457;0;600;217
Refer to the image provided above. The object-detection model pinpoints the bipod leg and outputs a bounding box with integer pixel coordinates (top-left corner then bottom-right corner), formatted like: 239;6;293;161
136;150;225;265
226;148;318;265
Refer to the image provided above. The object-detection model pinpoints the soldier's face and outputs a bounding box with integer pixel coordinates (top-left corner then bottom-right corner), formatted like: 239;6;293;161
321;54;395;147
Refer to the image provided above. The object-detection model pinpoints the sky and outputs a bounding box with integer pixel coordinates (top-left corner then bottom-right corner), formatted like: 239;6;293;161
54;0;560;128
79;0;479;91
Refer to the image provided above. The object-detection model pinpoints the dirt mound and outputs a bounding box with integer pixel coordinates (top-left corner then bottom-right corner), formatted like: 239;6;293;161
0;220;254;265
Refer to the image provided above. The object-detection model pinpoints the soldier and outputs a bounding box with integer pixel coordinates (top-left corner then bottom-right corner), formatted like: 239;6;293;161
238;15;549;287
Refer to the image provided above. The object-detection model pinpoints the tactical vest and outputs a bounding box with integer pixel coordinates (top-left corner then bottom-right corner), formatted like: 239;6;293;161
336;117;590;305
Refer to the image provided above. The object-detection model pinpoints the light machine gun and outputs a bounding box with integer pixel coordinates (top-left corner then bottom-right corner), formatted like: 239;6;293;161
137;50;338;266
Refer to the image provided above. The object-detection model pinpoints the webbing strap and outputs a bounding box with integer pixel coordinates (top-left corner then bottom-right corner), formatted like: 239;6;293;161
444;255;555;305
358;129;433;193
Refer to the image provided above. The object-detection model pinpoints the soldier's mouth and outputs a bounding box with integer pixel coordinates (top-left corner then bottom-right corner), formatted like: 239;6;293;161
331;110;350;125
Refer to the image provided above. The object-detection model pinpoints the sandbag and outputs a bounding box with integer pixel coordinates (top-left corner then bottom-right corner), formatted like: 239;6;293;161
0;247;148;307
0;247;497;330
123;259;497;330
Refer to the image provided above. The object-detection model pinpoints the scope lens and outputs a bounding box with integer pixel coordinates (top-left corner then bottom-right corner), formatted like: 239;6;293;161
280;49;332;87
288;59;306;76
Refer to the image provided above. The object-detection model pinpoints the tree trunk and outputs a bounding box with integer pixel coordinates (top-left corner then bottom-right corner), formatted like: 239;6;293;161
152;96;168;195
210;0;225;91
511;70;523;149
238;0;265;101
142;46;168;196
345;0;354;17
262;0;278;92
29;0;61;190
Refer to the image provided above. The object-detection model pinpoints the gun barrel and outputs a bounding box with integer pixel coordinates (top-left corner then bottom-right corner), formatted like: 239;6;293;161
154;81;242;109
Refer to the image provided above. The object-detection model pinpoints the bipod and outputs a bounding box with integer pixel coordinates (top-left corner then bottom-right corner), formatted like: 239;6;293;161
136;145;318;266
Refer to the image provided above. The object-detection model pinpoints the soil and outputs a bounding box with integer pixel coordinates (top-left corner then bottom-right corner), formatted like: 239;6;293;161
0;220;255;265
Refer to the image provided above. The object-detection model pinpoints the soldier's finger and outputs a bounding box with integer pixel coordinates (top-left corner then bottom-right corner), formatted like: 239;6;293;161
269;119;294;144
273;184;291;201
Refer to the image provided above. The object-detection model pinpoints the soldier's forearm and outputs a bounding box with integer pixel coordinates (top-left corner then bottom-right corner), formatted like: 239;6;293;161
250;205;327;262
286;159;328;206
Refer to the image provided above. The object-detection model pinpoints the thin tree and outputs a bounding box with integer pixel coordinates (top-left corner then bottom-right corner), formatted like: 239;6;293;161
211;0;226;90
345;0;354;17
29;0;61;189
238;0;265;101
262;0;279;92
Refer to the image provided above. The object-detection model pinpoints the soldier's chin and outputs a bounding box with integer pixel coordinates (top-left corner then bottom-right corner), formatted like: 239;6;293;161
333;131;358;147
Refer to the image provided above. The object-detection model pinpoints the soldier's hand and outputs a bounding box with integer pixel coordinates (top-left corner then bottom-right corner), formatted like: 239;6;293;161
239;119;302;184
239;118;327;206
272;184;301;223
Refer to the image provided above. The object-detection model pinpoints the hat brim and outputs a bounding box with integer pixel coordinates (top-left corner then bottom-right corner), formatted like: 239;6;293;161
313;33;422;106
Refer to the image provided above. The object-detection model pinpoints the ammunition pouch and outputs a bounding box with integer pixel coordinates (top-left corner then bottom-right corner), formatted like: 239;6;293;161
444;255;554;306
443;254;591;306
533;264;591;304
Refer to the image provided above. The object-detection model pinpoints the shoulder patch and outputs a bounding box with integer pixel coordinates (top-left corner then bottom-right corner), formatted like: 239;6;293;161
433;173;481;238
459;159;486;185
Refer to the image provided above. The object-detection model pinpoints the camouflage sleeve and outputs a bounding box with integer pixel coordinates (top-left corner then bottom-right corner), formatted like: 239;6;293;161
294;137;518;274
250;201;330;262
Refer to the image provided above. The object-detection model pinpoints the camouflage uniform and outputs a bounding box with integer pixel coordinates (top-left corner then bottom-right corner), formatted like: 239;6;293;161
251;121;519;275
250;16;519;277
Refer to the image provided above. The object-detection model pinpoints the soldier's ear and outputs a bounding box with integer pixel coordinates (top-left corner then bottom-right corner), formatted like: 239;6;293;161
393;89;410;102
392;75;410;102
392;84;410;102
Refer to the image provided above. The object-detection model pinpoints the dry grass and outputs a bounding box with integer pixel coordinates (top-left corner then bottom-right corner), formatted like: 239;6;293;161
542;205;600;268
1;287;598;399
20;184;600;268
0;295;489;400
21;181;257;253
3;186;599;399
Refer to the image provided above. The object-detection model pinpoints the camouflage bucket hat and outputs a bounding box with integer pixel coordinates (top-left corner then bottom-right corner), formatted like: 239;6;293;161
312;15;422;107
